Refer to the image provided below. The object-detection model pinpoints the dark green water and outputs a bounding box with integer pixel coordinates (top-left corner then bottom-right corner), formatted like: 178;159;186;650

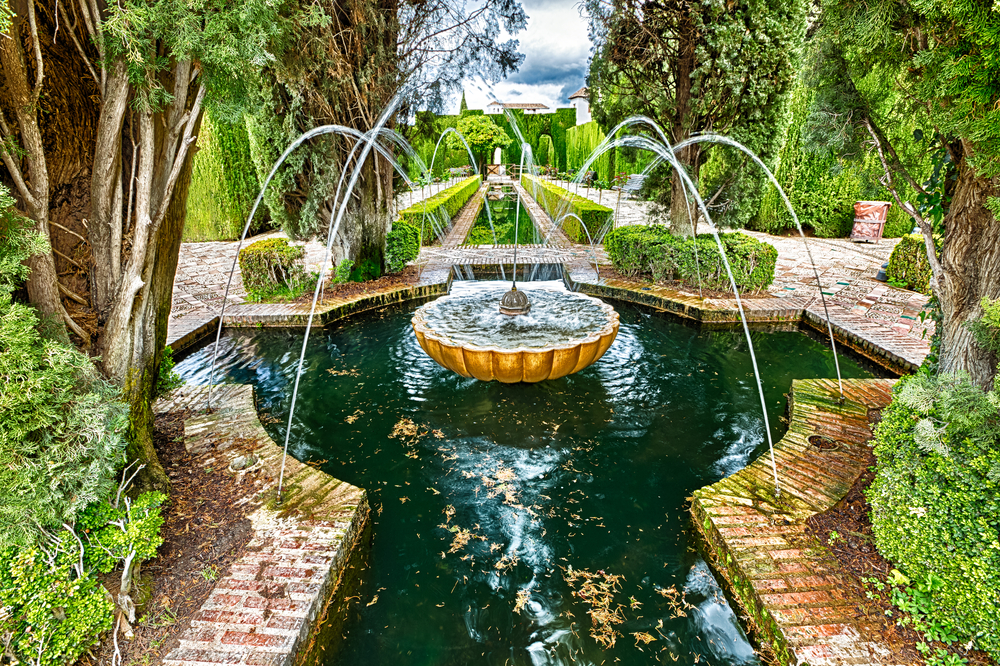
175;294;874;666
466;193;538;245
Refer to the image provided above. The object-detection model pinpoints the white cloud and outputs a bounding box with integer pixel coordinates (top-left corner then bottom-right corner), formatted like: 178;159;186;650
455;0;592;113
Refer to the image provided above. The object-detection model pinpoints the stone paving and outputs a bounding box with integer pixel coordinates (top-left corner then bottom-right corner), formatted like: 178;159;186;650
153;384;368;666
691;378;908;666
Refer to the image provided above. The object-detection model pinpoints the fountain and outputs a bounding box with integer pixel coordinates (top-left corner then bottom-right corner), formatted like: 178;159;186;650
412;282;619;382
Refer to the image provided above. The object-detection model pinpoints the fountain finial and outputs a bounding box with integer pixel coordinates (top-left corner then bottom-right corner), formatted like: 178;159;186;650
499;283;531;316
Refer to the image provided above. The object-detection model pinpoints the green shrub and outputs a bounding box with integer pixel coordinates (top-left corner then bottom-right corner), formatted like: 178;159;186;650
78;490;167;574
332;259;354;284
398;175;481;243
522;174;613;243
0;186;129;549
0;542;115;666
604;225;777;292
238;237;307;300
967;296;1000;358
868;373;1000;660
385;220;421;273
156;345;183;397
886;234;932;294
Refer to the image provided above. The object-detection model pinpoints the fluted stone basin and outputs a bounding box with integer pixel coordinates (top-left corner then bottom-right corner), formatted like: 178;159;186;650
412;285;620;383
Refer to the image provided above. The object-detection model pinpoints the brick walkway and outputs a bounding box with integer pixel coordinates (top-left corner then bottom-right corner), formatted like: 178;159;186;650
153;384;368;666
691;378;911;666
169;184;931;371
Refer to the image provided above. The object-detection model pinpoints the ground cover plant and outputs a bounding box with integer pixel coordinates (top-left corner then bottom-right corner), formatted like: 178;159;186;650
604;225;777;293
0;186;166;665
868;371;1000;661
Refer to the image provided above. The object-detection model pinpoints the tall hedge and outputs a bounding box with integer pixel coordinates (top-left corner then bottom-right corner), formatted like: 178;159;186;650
868;374;1000;660
398;175;481;243
604;224;777;292
522;174;613;243
185;113;263;241
751;82;920;238
537;134;556;168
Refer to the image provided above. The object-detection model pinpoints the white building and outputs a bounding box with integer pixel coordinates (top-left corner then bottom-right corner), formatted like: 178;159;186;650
485;101;554;115
569;87;591;125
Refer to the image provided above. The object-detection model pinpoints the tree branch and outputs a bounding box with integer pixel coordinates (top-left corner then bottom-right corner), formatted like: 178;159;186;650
56;0;101;94
152;84;204;230
26;0;44;103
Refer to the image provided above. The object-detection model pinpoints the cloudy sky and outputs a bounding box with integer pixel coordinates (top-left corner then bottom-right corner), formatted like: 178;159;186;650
455;0;593;113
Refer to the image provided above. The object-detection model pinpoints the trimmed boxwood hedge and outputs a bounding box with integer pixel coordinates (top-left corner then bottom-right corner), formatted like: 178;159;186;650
886;234;933;294
238;237;305;298
521;174;613;243
398;175;481;243
385;220;421;273
604;225;777;292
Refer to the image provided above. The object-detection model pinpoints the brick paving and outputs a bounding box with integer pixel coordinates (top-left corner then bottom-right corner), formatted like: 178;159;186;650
169;182;930;371
691;378;911;666
153;384;368;666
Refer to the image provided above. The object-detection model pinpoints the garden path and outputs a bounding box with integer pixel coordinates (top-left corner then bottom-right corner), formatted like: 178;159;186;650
168;184;932;370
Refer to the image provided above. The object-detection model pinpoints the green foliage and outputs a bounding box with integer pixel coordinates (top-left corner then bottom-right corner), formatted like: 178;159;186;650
967;297;1000;358
155;346;183;397
886;234;933;294
522;175;612;243
537;134;556;169
0;543;114;666
566;121;612;182
752;82;925;238
448;116;512;171
398;176;481;243
237;237;308;301
604;225;777;292
184;113;264;242
332;259;354;285
385;221;420;273
0;187;128;549
868;373;1000;660
77;491;167;574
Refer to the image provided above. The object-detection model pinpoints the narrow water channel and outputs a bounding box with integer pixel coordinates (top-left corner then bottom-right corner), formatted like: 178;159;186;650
176;292;874;666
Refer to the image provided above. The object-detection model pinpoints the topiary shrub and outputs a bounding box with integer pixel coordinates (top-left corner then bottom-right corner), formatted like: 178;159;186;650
398;175;481;243
238;237;307;300
886;234;932;294
867;373;1000;660
522;174;613;243
385;220;421;273
604;225;777;292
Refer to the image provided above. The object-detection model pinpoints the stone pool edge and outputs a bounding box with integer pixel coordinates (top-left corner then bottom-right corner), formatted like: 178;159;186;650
154;384;369;666
169;264;924;376
689;378;906;666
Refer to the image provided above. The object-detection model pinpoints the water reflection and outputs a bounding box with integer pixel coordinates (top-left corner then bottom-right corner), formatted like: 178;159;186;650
175;297;873;666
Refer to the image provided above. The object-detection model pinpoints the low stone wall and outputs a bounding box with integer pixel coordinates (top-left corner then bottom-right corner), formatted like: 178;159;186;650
690;378;904;666
154;384;368;666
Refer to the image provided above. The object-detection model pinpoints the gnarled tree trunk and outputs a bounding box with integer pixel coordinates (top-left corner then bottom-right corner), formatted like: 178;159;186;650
936;148;1000;388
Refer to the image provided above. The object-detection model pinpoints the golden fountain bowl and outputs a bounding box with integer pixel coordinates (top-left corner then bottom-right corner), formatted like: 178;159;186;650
412;294;620;383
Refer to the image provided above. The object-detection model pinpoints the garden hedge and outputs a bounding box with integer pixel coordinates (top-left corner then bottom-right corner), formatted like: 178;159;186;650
238;237;305;298
522;174;613;243
398;175;481;243
868;374;1000;660
886;234;933;294
604;224;777;292
385;220;421;273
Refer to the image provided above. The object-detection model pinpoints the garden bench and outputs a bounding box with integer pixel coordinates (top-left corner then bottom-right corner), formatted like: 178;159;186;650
614;173;647;200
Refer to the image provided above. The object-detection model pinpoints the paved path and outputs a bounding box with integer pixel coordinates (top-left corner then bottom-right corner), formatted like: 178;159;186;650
169;183;932;369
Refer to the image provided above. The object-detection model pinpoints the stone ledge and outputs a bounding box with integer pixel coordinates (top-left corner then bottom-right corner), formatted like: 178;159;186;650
154;384;368;666
689;378;912;666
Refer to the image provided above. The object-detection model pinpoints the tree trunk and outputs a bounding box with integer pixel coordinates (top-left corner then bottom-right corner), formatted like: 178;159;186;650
669;143;701;237
936;148;1000;388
